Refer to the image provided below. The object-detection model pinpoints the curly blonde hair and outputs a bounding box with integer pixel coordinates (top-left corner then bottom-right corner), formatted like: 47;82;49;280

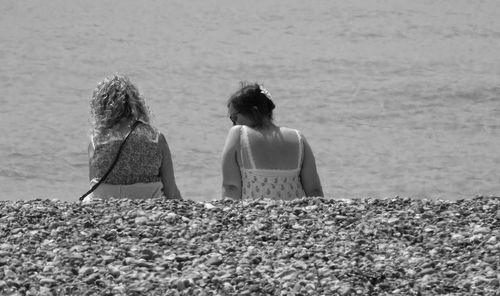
90;74;151;134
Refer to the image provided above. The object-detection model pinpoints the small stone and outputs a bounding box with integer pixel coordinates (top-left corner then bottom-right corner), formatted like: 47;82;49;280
469;234;483;242
222;282;233;292
292;282;302;293
405;269;416;277
250;256;262;265
444;270;458;278
135;216;148;225
107;265;121;278
473;225;491;234
141;249;157;260
134;259;155;269
69;253;84;263
124;257;138;265
204;203;216;210
101;256;115;265
305;205;318;211
338;283;353;296
40;277;57;286
83;273;99;284
277;270;297;281
175;254;193;262
78;266;94;276
164;253;176;261
0;244;13;251
387;217;399;224
176;279;189;291
5;268;17;278
293;260;308;270
206;254;223;266
165;213;177;222
38;286;52;296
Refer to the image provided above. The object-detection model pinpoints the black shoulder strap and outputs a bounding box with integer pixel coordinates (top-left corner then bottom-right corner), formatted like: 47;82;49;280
79;121;141;202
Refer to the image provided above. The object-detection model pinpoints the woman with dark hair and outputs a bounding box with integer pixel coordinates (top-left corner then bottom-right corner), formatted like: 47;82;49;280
86;74;181;200
221;82;323;200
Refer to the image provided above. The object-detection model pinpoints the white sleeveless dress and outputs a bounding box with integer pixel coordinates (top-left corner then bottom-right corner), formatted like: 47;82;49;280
239;126;306;200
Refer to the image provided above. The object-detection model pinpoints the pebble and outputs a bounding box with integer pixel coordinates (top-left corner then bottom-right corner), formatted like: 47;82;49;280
206;254;223;266
83;273;100;284
204;203;216;210
38;286;52;296
101;255;115;265
134;216;148;225
0;196;497;295
78;266;94;277
40;277;57;286
473;225;491;234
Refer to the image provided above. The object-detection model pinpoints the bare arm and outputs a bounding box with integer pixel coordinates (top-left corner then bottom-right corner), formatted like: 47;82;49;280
159;133;182;200
221;126;242;200
300;135;324;197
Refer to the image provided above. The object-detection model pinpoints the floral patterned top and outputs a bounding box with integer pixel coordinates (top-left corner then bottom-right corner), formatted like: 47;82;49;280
90;123;162;185
239;126;305;200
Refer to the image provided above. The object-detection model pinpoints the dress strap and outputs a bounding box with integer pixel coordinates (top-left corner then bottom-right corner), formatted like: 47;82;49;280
90;134;96;150
241;126;257;169
295;130;303;170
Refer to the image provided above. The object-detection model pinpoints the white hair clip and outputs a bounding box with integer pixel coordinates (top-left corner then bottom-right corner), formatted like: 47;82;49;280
259;85;272;100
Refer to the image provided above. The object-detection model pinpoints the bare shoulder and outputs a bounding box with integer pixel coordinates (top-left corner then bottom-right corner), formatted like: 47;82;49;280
229;124;242;132
278;126;305;140
223;125;242;151
226;125;242;140
279;126;300;133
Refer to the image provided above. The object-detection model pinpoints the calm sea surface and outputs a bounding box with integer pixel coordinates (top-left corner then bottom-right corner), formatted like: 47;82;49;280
1;0;500;201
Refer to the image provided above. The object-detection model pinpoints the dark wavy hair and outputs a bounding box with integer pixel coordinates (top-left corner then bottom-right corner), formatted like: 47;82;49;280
90;74;151;135
227;82;276;128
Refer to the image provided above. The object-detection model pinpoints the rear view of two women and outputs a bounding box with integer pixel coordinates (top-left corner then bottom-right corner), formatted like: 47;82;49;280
87;75;323;201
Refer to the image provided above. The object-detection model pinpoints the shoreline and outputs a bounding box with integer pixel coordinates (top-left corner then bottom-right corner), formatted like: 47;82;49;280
1;196;499;295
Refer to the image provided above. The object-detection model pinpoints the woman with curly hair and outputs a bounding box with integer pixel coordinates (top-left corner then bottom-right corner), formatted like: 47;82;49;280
221;82;323;200
86;74;181;200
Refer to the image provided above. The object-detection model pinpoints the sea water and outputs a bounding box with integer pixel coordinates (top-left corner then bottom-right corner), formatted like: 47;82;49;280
1;0;499;201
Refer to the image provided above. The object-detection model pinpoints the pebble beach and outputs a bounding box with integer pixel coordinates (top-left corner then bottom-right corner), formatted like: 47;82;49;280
0;196;499;295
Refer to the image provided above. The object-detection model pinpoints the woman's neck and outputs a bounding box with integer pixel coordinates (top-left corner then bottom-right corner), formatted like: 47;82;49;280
119;118;136;126
109;119;135;132
252;120;277;132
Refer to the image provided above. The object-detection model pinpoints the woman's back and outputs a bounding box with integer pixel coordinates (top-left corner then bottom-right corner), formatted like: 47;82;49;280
239;125;305;200
90;123;162;185
240;126;302;171
85;74;181;201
